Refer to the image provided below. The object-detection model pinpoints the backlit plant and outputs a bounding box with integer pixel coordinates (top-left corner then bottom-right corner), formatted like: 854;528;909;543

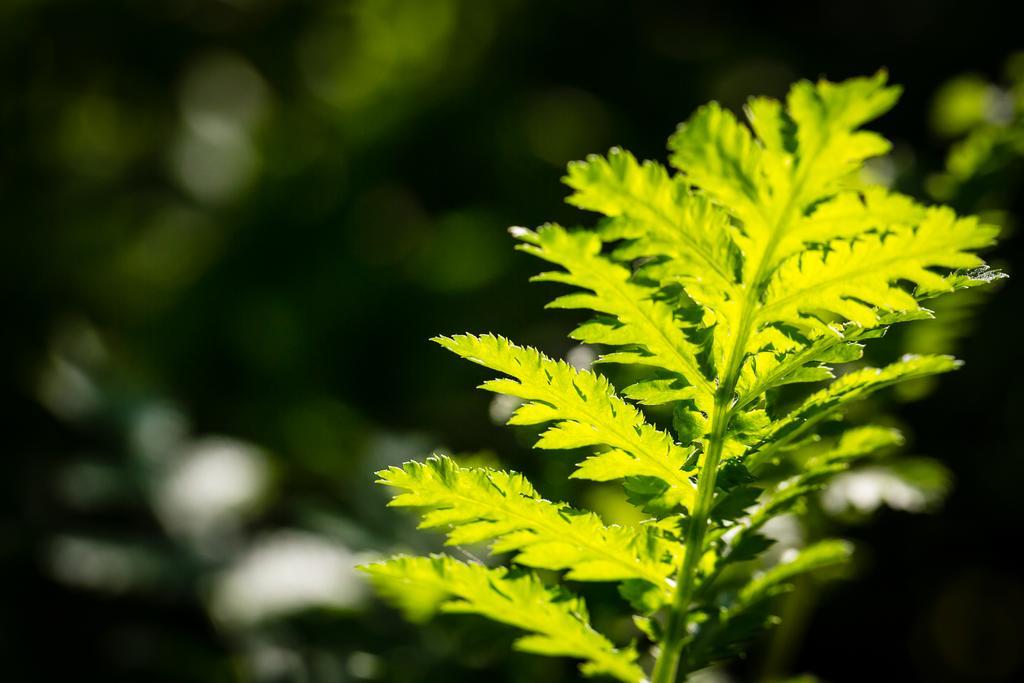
361;73;1002;683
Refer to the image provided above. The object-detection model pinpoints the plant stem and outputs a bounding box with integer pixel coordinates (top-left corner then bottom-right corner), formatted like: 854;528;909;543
651;294;758;683
651;165;807;683
649;400;729;683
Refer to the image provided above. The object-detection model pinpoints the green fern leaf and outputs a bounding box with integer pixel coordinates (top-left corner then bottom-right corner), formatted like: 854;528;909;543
361;555;645;683
434;333;697;512
778;187;925;260
785;73;901;205
757;208;999;331
513;225;717;411
738;540;852;604
668;101;768;230
681;541;852;672
368;73;1003;683
377;455;677;597
750;354;960;469
729;426;904;550
563;148;742;309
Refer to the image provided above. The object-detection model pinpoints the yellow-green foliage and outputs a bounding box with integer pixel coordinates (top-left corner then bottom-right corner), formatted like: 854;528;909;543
361;73;1002;683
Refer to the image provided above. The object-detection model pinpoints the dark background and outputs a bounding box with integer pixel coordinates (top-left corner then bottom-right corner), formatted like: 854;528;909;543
2;1;1023;682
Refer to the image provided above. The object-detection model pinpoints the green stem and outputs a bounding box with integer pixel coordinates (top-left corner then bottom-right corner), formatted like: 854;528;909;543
649;394;731;683
651;278;762;683
650;180;806;683
650;309;755;683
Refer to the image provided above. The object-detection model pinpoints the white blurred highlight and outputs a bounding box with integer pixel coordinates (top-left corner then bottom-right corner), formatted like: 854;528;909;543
823;467;930;514
173;51;269;203
488;393;523;424
154;437;270;542
48;536;160;593
566;344;597;370
210;531;366;626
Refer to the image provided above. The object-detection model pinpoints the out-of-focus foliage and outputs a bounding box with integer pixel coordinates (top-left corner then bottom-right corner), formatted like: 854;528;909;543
928;52;1024;200
895;54;1024;394
366;75;1000;682
2;2;537;681
3;1;1024;682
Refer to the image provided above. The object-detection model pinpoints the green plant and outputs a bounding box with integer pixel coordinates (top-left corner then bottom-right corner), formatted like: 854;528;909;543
360;73;1002;683
928;51;1024;201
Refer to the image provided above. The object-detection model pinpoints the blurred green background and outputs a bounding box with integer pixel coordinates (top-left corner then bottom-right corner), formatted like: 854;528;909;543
2;1;1023;682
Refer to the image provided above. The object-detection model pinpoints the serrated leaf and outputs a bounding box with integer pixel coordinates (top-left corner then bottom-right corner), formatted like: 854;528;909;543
809;425;904;467
779;187;925;260
434;333;697;512
786;72;901;207
372;73;1004;681
514;224;717;412
749;355;960;469
377;455;677;600
710;486;762;522
738;540;852;603
680;541;853;673
361;555;645;683
757;208;999;331
668;101;768;228
563;148;743;321
736;425;905;537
